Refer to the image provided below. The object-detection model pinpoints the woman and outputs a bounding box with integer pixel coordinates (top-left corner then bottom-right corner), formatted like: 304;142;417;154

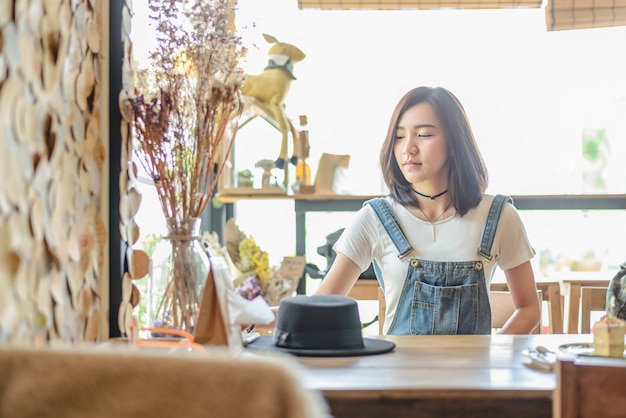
315;86;540;335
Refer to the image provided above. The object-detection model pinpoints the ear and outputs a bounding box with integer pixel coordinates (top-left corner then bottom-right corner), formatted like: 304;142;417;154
263;33;279;44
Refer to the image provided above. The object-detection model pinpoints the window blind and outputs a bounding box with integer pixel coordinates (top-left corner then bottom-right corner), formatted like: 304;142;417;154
545;0;626;30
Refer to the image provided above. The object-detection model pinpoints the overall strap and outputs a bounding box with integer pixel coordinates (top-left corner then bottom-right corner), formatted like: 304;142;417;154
477;194;513;261
364;198;413;261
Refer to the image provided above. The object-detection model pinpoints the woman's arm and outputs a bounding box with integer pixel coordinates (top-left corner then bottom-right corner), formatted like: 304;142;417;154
314;253;363;296
499;261;542;334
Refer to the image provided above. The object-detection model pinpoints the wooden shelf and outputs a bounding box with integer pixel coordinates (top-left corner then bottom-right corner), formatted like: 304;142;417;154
216;192;381;204
216;188;290;202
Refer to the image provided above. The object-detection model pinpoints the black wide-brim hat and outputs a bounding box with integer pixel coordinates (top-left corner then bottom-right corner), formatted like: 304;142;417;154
247;294;395;357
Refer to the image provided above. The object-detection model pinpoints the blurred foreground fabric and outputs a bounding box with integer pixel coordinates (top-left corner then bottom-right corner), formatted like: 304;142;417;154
0;345;329;418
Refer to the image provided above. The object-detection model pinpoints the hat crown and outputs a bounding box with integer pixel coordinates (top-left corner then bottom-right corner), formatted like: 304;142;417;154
273;295;365;350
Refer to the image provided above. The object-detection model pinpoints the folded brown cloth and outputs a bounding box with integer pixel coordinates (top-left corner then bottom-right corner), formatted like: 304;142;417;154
0;345;329;418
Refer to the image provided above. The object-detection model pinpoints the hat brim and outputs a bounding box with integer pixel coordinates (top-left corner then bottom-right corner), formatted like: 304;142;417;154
246;335;396;357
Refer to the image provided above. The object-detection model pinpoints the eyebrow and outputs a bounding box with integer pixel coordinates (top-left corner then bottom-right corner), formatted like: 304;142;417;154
396;123;436;130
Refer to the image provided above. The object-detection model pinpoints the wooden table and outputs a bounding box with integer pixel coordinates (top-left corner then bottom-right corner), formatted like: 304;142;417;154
490;277;564;334
296;334;592;418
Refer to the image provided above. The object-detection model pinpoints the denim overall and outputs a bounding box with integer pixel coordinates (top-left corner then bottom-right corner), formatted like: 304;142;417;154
365;195;512;335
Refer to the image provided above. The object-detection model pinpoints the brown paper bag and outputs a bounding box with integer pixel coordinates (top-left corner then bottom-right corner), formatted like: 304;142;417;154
314;153;350;194
194;268;228;346
193;255;243;355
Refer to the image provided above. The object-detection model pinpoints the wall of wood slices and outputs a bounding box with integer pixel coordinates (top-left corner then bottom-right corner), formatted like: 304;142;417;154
0;0;145;344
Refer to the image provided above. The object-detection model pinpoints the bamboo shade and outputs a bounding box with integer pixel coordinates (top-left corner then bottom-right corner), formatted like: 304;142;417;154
545;0;626;30
298;0;543;9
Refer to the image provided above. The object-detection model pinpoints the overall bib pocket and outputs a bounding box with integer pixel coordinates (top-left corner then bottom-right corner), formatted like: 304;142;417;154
411;280;481;335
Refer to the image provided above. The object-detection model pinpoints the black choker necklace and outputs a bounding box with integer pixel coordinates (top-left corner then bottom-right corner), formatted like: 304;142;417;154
413;188;449;200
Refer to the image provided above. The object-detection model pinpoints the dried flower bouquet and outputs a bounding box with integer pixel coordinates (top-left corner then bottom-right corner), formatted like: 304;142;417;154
128;0;246;333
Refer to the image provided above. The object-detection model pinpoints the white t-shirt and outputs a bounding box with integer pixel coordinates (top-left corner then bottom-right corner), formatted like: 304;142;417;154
333;195;535;331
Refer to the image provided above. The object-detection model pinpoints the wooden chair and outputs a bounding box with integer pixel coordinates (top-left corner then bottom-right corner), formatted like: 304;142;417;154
580;286;608;333
377;289;542;335
553;358;626;418
491;280;563;334
378;287;386;334
489;290;543;334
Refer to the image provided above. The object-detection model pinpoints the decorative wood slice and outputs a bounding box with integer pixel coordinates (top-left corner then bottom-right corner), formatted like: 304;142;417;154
61;65;78;105
67;224;81;262
84;306;99;341
71;111;86;143
66;261;83;301
122;3;132;36
43;0;62;14
14;93;34;145
95;217;106;273
26;0;44;35
40;33;65;93
119;219;128;243
78;220;95;256
126;217;140;245
85;16;101;53
122;271;133;304
130;284;140;308
3;22;20;73
36;274;53;323
118;89;133;122
73;2;87;37
117;300;128;334
0;296;19;335
131;249;150;279
94;137;106;168
53;299;66;339
2;75;25;143
128;186;142;216
0;1;12;27
119;169;129;195
77;285;93;318
56;298;79;342
119;194;132;225
58;1;71;37
78;156;100;194
125;302;136;338
32;157;53;197
121;52;135;91
0;55;7;84
92;53;101;84
49;268;65;304
76;55;95;112
17;30;41;83
30;195;48;241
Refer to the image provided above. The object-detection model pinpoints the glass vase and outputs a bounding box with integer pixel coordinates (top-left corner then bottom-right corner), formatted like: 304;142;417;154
148;217;210;336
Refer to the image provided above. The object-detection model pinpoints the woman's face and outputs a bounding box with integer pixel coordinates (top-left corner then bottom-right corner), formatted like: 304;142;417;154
393;102;450;187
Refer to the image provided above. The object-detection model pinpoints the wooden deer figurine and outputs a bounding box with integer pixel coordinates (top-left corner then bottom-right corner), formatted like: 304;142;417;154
240;34;306;169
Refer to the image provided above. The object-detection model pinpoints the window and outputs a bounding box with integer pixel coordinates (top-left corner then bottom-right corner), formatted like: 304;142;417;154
131;0;626;290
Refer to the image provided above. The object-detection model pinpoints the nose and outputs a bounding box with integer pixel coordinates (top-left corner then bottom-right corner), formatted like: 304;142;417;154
402;135;418;155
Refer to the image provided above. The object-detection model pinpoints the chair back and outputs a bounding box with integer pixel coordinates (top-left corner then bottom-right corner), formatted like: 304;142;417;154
580;286;608;333
378;287;386;335
554;358;626;418
377;289;542;334
489;290;542;334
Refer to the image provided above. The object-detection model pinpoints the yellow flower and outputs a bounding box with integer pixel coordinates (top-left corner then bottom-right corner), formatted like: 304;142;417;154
236;235;272;288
